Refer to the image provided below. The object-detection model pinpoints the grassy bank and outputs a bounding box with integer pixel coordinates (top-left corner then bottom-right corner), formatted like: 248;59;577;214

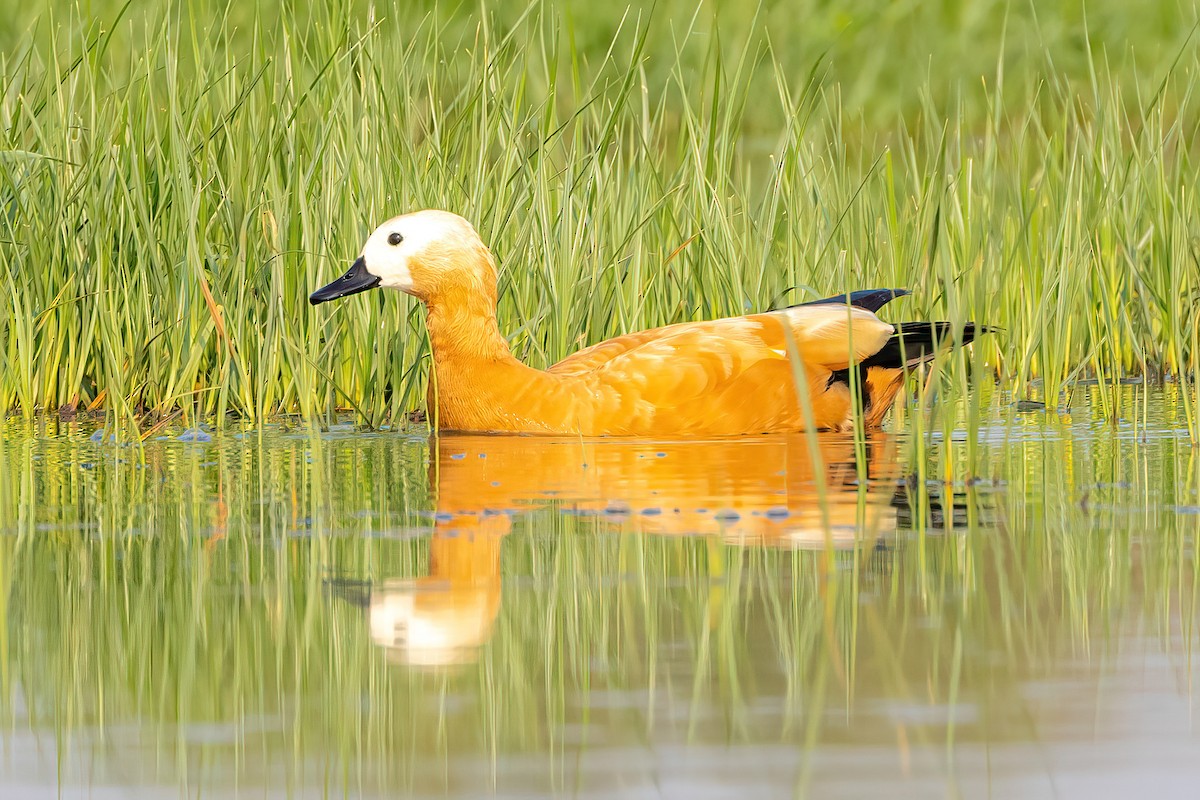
2;0;1199;431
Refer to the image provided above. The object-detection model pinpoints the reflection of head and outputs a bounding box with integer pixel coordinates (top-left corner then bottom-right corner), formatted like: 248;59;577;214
367;578;500;667
355;519;507;667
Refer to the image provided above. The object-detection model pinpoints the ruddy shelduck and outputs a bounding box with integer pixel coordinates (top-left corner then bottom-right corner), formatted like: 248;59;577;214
310;210;988;435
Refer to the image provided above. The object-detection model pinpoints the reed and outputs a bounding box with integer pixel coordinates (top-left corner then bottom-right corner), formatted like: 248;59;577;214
1;0;1198;437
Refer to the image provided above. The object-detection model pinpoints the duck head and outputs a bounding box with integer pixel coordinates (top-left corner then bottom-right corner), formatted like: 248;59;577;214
365;577;501;667
309;210;498;307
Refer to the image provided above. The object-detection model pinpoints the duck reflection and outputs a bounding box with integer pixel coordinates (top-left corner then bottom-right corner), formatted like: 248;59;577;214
336;433;902;665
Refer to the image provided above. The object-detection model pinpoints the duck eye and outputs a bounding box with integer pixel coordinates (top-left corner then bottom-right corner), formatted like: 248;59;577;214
387;232;403;246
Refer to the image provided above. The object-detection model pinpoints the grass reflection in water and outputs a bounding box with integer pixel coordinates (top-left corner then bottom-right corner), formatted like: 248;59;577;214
1;388;1197;797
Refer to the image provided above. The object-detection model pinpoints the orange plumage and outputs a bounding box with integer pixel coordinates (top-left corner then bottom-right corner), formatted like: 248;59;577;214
310;210;988;435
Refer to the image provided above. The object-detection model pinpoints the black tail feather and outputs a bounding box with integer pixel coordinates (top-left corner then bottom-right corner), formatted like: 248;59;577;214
827;322;991;412
861;322;989;369
798;288;910;313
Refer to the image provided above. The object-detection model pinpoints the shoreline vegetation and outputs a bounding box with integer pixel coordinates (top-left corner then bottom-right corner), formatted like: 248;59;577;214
2;1;1198;436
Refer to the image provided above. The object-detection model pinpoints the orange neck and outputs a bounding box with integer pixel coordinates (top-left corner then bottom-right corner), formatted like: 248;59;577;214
417;251;568;432
424;288;515;365
423;284;548;431
429;521;506;586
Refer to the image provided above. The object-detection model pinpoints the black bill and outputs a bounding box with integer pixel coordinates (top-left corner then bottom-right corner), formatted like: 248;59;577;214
309;257;381;305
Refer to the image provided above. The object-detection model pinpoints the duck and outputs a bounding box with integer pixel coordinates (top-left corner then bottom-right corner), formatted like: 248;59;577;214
310;210;989;436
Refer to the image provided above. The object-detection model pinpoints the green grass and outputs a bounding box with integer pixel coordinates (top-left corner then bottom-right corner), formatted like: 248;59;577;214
1;0;1199;438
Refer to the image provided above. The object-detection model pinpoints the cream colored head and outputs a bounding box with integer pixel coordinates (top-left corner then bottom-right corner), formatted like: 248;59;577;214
309;210;498;306
367;578;500;667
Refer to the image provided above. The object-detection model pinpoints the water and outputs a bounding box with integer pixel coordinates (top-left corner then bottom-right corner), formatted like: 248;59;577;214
1;387;1199;798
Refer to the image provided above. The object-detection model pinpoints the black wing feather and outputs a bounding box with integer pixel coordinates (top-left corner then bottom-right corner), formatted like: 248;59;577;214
798;288;910;313
827;321;992;411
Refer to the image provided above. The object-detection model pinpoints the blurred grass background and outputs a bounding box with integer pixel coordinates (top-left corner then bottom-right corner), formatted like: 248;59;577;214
2;0;1199;428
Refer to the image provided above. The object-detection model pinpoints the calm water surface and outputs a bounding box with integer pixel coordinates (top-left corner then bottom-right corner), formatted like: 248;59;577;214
1;387;1199;798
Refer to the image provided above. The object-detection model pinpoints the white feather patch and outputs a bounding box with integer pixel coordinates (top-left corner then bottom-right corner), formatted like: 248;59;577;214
781;305;894;370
